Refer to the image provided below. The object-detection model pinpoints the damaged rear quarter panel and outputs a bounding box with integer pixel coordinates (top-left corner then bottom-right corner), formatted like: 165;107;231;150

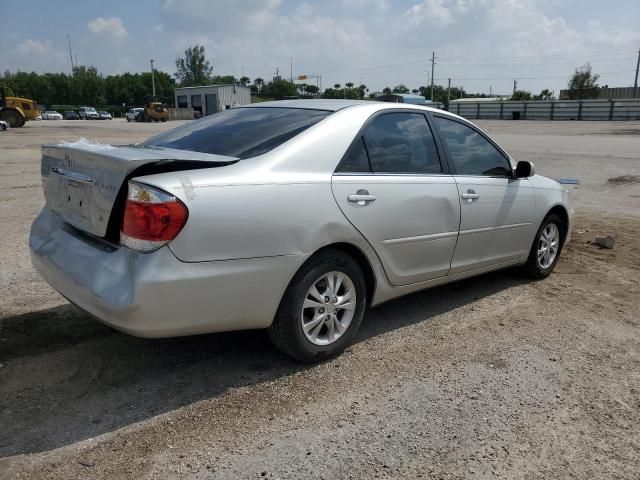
135;166;366;263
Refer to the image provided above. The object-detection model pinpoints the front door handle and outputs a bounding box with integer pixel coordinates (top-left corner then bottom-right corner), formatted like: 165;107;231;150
348;189;376;206
461;189;480;202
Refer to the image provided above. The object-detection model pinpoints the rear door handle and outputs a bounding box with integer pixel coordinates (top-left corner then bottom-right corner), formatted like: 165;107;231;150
461;189;480;202
348;189;376;205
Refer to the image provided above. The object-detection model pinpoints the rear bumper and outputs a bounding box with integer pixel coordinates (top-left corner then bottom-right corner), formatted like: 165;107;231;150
30;208;304;337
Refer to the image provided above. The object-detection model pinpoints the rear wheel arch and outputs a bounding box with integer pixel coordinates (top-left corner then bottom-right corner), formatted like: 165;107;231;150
292;243;376;306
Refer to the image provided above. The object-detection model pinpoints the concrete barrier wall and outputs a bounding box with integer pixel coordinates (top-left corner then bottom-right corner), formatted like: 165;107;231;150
451;99;640;121
167;108;194;120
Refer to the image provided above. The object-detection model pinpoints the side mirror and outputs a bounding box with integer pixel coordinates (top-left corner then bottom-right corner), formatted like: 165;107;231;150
515;160;535;178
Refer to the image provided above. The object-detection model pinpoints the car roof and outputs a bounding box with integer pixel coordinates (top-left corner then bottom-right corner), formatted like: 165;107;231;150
242;99;450;116
246;99;373;111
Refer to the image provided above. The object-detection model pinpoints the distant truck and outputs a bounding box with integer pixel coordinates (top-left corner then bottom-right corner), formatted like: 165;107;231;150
0;89;39;127
137;96;168;122
126;107;144;122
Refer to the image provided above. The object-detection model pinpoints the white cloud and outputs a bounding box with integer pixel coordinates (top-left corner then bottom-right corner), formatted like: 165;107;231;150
12;39;67;72
17;39;53;55
3;0;639;95
405;0;454;27
87;17;128;39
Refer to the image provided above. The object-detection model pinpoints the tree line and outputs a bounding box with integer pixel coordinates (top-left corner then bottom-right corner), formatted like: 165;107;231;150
1;66;175;108
1;42;604;109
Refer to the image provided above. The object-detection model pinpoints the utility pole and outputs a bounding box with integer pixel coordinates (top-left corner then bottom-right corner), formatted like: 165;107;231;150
490;85;492;97
513;79;518;96
634;48;640;98
430;51;436;102
150;59;156;97
66;34;74;74
447;78;451;105
287;56;293;83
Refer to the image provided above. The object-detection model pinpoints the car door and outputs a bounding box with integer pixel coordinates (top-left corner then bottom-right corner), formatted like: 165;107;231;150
332;111;461;286
432;114;535;274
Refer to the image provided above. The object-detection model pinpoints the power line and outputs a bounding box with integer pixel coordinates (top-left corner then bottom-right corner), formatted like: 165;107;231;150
320;48;637;77
446;48;637;60
436;70;635;82
438;55;636;67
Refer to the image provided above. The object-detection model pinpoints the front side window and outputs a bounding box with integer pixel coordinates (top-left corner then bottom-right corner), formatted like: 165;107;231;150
142;107;331;159
435;116;511;176
362;113;442;174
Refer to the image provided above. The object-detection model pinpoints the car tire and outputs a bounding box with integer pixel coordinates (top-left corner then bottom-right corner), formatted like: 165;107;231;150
522;213;564;279
0;109;21;127
268;250;367;363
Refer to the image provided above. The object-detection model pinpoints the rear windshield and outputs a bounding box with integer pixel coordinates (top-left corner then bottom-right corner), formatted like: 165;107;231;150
142;107;332;159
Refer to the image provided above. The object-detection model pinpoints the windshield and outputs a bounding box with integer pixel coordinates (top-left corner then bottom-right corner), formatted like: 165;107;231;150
142;107;331;159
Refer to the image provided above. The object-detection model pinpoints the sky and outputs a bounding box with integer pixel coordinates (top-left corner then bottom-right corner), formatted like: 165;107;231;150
1;0;639;96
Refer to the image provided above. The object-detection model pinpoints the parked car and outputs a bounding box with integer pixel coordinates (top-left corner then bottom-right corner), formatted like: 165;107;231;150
0;120;9;131
78;106;99;120
42;110;63;120
99;111;112;120
30;100;573;362
126;108;144;122
63;111;80;120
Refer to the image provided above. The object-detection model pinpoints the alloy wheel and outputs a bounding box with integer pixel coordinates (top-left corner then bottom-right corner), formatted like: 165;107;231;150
301;271;356;346
537;223;560;269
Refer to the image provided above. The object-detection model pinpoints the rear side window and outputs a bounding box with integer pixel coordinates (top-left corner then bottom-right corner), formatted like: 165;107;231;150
435;116;511;176
143;107;331;159
362;113;442;174
337;137;371;173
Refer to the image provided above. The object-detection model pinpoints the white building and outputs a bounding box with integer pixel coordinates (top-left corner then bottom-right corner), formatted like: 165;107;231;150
174;84;251;116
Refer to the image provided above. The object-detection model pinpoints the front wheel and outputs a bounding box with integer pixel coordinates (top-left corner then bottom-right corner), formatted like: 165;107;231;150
522;213;564;279
268;250;367;362
0;109;22;127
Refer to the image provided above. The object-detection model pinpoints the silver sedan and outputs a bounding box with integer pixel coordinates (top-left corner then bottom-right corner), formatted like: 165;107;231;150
30;100;573;362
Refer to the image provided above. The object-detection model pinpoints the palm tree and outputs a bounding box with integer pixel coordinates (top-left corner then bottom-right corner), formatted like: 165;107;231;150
253;77;264;94
345;82;354;89
334;83;341;90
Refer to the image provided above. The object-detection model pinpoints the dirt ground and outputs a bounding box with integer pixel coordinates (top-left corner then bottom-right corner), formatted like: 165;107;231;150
0;118;639;480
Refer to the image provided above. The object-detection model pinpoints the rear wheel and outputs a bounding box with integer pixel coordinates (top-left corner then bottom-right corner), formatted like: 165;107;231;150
268;250;367;362
522;213;564;279
0;109;23;128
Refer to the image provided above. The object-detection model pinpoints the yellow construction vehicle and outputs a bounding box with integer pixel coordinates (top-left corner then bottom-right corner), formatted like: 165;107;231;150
0;88;39;127
137;95;168;122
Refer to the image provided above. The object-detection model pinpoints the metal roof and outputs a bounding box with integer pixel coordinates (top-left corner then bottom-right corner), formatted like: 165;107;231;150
174;84;251;91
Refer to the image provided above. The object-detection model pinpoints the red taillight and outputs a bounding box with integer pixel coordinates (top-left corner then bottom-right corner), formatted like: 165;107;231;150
123;200;187;240
121;182;188;252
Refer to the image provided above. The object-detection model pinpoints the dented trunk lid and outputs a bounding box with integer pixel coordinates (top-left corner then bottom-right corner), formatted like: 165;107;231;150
41;143;237;237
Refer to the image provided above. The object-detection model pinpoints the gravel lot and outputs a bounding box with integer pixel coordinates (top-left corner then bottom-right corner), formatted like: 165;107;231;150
1;118;639;479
